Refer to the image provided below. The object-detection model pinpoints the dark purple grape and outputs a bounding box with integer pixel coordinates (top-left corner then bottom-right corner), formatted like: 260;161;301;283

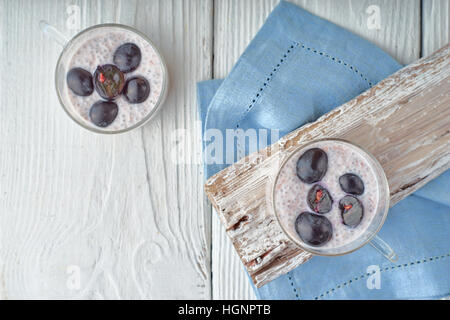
339;173;365;195
123;76;150;103
296;148;328;184
339;196;364;227
66;67;94;96
307;184;333;214
113;43;142;73
89;101;119;127
295;212;332;247
94;64;125;100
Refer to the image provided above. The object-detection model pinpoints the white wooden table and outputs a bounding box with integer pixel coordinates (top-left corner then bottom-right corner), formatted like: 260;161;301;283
0;0;448;300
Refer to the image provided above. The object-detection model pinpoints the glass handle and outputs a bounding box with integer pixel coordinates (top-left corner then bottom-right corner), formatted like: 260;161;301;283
369;235;398;263
39;20;69;47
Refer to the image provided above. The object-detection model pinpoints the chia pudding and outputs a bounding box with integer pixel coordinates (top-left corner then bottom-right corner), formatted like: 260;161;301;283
273;140;384;252
62;25;167;132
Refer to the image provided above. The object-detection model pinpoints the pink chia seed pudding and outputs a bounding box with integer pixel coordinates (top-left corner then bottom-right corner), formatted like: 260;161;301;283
274;140;382;251
64;26;166;132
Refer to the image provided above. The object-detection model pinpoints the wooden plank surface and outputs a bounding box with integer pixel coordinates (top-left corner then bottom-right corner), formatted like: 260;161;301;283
0;0;445;300
423;0;450;56
0;0;212;299
207;43;450;288
212;0;420;298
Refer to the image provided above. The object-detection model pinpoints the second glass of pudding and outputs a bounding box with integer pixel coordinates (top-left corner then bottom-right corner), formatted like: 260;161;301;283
55;24;168;134
272;139;395;259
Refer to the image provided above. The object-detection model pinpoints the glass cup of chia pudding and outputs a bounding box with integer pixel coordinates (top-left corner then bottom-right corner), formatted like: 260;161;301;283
42;22;168;134
271;138;397;261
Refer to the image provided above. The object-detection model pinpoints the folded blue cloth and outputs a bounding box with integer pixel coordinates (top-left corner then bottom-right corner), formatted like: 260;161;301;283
198;1;450;299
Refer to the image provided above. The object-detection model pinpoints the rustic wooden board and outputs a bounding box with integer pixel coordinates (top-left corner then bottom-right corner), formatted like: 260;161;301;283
212;0;420;298
0;0;213;299
206;44;450;288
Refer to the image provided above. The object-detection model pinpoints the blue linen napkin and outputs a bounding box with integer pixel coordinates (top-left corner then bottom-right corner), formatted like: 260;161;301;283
198;1;450;299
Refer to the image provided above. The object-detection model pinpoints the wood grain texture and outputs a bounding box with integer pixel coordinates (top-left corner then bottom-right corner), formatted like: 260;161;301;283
206;44;450;288
423;0;450;56
212;0;275;300
212;0;420;298
0;0;212;299
0;0;445;300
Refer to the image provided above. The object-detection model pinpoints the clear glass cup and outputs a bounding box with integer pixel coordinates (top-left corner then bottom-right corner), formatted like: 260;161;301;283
271;138;397;262
40;21;169;134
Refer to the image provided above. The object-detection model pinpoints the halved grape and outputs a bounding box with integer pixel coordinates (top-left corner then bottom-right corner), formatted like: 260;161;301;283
339;196;364;227
67;67;94;96
296;148;328;184
295;212;332;246
339;173;365;195
113;43;142;73
123;76;150;103
307;184;333;214
89;101;119;127
94;64;125;100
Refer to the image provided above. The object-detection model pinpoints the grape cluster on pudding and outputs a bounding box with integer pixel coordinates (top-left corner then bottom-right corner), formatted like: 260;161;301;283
57;25;167;133
273;139;389;255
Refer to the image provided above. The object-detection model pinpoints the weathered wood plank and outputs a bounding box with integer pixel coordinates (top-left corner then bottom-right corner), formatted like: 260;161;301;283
206;44;450;288
212;0;420;298
0;0;212;299
423;0;450;56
